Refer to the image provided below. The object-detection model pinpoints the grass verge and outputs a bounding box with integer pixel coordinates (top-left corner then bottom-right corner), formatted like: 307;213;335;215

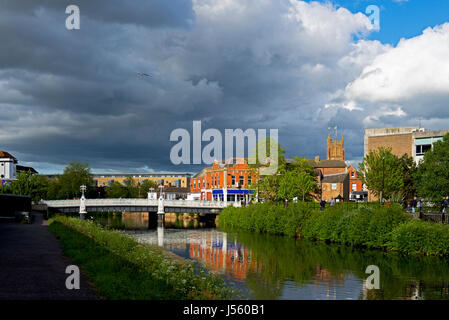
49;216;235;299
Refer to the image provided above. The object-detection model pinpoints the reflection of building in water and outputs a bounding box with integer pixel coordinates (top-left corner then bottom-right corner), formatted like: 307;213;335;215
313;266;345;299
188;232;260;280
121;212;150;229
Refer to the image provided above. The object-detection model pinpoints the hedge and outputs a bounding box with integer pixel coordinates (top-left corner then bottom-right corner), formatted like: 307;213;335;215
218;202;449;257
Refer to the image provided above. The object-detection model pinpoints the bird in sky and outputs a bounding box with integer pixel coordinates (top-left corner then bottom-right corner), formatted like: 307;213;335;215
137;72;152;77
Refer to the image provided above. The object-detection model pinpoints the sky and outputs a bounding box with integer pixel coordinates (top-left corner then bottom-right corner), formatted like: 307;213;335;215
0;0;448;174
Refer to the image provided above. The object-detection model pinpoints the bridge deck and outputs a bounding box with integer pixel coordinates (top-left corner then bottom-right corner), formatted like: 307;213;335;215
43;199;240;214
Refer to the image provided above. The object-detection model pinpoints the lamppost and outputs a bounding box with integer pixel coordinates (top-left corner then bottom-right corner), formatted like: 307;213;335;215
148;187;155;200
157;184;165;225
79;185;87;220
381;156;385;204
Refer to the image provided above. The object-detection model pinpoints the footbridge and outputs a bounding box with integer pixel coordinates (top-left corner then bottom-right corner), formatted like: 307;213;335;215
42;198;240;214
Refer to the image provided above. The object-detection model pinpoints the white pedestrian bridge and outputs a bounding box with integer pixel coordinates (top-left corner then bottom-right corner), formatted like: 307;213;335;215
42;198;241;214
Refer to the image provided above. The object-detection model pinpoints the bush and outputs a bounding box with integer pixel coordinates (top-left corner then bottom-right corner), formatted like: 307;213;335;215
389;219;449;256
219;202;312;237
220;202;449;257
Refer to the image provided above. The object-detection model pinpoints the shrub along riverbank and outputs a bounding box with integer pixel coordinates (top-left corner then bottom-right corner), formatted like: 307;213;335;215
49;216;235;299
218;202;449;257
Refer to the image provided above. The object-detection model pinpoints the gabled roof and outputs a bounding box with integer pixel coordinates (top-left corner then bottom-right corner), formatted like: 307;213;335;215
0;150;17;161
16;165;38;174
322;173;348;183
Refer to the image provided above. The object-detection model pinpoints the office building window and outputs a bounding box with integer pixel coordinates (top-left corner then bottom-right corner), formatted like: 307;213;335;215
416;144;431;156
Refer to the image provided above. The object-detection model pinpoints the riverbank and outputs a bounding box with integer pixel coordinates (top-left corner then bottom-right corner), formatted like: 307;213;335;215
49;216;235;299
218;203;449;257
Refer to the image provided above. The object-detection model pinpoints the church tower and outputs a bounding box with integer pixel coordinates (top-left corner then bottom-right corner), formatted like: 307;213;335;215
327;132;345;161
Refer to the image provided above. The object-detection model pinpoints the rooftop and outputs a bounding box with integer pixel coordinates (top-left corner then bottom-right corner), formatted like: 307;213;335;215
0;150;17;161
322;172;348;183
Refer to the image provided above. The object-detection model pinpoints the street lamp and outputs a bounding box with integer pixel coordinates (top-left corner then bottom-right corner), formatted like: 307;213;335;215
158;184;165;199
381;156;385;204
79;185;87;220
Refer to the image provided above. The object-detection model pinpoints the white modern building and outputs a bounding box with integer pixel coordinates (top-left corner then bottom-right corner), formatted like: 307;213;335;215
364;127;449;163
0;150;17;181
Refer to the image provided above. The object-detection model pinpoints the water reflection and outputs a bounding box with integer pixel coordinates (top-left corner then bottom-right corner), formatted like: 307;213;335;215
93;212;449;300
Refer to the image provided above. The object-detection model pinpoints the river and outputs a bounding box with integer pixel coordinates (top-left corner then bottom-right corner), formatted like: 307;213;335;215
93;212;449;300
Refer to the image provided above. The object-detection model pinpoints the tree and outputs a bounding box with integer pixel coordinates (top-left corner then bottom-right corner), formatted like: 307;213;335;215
277;157;318;201
258;175;279;202
248;138;286;175
399;154;417;202
415;133;449;200
359;147;404;201
105;181;127;198
7;170;49;202
57;162;93;199
139;179;159;198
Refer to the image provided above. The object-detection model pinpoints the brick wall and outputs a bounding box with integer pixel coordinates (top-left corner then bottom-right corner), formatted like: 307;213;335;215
367;133;413;158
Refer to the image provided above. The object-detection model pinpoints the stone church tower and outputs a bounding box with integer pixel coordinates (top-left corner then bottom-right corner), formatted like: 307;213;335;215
327;132;345;161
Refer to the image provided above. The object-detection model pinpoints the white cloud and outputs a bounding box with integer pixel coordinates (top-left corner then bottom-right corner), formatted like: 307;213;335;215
342;23;449;120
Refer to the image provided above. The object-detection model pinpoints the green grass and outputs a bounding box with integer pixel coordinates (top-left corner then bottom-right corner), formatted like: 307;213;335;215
218;202;449;257
49;216;235;300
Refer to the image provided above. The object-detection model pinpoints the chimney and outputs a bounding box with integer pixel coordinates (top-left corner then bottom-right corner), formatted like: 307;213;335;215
315;156;320;161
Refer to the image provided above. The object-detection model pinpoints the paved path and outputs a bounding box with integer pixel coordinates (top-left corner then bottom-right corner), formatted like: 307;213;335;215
0;213;98;300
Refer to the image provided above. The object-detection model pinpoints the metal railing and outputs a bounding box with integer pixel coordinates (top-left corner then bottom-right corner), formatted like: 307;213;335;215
43;198;241;209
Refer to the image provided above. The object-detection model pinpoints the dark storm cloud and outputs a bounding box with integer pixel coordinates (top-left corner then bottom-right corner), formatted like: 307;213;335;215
0;0;194;29
2;0;438;174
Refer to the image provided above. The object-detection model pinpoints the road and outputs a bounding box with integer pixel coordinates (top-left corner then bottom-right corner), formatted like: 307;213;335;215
0;213;98;300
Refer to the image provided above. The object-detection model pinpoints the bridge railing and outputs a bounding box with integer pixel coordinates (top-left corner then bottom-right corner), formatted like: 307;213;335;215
43;198;240;208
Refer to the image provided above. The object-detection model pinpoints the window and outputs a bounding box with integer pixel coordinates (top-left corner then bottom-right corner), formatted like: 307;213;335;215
352;183;357;191
331;183;337;190
194;180;196;189
248;176;252;185
217;176;220;187
231;175;235;186
239;175;244;186
351;171;355;178
416;144;431;156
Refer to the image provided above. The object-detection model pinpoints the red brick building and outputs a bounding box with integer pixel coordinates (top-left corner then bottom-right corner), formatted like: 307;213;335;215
190;159;257;202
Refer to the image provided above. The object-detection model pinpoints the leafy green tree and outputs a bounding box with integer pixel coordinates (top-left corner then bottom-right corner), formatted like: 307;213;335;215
415;133;449;200
8;170;49;202
399;154;417;203
277;157;318;201
58;162;93;199
105;181;127;198
258;175;279;202
359;147;404;201
139;179;159;198
248;138;286;175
